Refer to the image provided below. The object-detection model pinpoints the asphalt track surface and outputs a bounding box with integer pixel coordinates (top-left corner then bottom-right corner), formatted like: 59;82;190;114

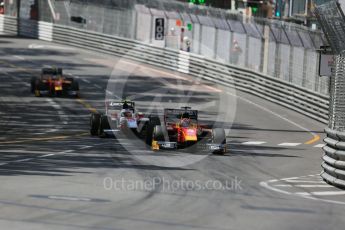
0;35;344;230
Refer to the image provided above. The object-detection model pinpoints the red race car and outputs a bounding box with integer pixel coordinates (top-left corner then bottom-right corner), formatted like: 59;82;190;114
31;68;79;97
145;107;227;154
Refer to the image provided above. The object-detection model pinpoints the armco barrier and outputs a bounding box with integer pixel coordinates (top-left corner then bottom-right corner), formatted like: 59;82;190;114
0;15;17;35
322;128;345;188
18;19;53;42
1;16;329;124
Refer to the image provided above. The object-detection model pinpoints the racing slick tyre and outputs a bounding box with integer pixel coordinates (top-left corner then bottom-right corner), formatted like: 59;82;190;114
90;113;101;136
99;114;110;137
35;81;49;97
71;80;79;93
145;116;161;148
153;125;167;142
145;124;154;147
150;125;168;151
72;81;80;98
64;79;79;98
30;77;37;93
211;128;226;154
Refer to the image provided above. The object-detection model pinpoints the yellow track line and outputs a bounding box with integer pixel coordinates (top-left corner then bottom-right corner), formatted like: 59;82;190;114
0;133;89;145
0;60;36;74
76;98;98;113
304;134;321;145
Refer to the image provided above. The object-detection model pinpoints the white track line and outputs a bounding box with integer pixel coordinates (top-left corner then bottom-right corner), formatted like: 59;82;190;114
0;149;75;166
46;98;69;125
61;150;74;153
38;154;55;158
0;150;54;154
12;55;25;60
294;184;333;188
259;181;291;195
241;141;266;145
14;158;34;163
282;179;326;184
105;90;113;95
94;84;102;89
309;191;345;196
273;184;293;187
314;144;326;148
273;184;333;188
48;196;91;202
278;143;301;147
260;174;345;205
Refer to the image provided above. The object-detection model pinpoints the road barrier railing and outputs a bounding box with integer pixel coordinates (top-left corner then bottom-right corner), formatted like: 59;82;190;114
322;128;345;187
0;15;17;35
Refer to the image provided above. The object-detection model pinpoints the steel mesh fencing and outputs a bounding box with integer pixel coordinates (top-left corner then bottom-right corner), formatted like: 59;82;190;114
314;0;345;54
330;54;345;131
3;0;18;17
314;0;345;130
39;0;135;39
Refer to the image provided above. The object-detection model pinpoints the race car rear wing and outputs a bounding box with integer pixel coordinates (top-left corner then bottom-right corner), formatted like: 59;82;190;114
164;108;198;122
42;68;63;75
105;100;135;113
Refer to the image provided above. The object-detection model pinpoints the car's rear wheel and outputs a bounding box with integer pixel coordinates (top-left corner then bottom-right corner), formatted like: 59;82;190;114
99;114;110;137
90;113;101;136
145;117;161;148
71;80;80;98
35;81;48;97
153;125;166;142
212;128;226;154
30;77;37;93
151;125;168;150
34;90;41;97
71;80;79;91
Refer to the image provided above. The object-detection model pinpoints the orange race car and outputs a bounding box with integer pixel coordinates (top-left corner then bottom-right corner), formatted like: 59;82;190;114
145;107;227;154
31;68;79;97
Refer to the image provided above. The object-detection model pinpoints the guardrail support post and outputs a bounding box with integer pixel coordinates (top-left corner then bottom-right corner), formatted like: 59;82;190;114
262;24;270;74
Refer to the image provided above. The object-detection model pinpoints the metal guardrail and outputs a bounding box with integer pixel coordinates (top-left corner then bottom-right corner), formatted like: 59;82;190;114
18;20;53;41
0;16;330;125
322;128;345;188
0;15;18;35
